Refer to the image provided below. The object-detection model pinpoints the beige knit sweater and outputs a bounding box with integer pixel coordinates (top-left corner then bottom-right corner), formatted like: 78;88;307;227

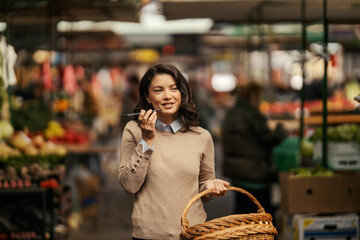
118;120;215;239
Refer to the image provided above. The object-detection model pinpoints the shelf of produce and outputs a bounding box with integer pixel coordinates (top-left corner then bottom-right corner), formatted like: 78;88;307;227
269;114;360;131
305;114;360;126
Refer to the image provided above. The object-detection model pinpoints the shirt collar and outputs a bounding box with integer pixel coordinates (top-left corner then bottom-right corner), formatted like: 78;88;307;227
155;119;182;133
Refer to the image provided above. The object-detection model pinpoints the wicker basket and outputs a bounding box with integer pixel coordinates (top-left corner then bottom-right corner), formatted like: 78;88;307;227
180;186;278;240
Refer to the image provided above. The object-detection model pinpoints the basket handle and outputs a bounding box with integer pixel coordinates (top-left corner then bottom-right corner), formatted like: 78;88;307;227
181;186;265;231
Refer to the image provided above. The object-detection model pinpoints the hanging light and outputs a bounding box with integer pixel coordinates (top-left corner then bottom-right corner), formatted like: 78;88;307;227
211;73;237;92
0;22;6;32
290;74;303;90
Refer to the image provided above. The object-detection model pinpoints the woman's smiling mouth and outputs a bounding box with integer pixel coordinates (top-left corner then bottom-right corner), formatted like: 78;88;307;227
162;103;174;108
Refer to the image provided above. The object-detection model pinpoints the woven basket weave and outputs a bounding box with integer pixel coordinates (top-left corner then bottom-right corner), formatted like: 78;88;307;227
180;186;278;240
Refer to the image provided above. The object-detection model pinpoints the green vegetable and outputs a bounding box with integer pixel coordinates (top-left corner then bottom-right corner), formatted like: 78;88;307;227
336;124;358;141
327;127;339;141
291;166;335;178
12;100;54;131
0;120;14;139
300;139;314;158
355;129;360;142
311;124;360;142
0;154;65;170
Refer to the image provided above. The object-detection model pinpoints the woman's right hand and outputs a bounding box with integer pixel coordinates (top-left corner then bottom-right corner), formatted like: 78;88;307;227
204;179;230;197
139;109;157;146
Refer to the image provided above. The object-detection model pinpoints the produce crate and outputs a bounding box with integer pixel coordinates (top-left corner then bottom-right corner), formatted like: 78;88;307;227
313;141;360;170
0;188;47;240
280;171;360;214
293;214;359;240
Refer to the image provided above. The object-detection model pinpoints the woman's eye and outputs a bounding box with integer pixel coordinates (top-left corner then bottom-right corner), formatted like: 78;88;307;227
171;87;178;90
154;89;162;92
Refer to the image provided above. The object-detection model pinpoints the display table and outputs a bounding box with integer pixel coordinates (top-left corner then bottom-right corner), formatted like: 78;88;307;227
59;140;119;219
57;142;118;155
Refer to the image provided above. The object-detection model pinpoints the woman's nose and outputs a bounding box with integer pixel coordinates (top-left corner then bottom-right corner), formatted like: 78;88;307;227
163;89;171;99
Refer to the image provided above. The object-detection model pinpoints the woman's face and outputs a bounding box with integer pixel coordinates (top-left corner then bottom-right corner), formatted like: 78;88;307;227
146;73;181;124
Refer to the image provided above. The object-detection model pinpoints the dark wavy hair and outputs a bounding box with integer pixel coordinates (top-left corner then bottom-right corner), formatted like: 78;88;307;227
133;64;199;132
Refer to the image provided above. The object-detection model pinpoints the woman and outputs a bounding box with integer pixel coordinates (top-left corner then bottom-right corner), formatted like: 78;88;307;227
118;64;229;240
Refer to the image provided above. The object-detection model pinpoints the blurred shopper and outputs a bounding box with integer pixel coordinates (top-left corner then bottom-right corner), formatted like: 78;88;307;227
77;69;101;127
118;64;229;240
355;94;360;111
188;76;215;131
120;73;140;131
303;78;335;101
222;82;288;216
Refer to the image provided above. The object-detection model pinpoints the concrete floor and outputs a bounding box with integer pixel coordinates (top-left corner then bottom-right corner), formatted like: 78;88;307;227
67;138;235;240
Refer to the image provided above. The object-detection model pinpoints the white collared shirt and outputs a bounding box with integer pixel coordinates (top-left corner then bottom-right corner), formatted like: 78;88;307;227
155;119;182;133
139;119;182;152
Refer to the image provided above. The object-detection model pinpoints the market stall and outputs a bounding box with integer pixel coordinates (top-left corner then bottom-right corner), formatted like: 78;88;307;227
0;1;360;240
0;33;123;238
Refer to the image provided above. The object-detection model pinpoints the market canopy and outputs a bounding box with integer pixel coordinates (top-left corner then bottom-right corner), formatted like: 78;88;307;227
0;0;141;49
161;0;360;24
0;0;140;24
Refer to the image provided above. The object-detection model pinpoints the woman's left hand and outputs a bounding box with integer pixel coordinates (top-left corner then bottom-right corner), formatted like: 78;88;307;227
204;179;230;197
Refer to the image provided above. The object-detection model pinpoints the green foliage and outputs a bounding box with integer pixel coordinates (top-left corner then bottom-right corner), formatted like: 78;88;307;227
0;154;64;170
12;100;54;131
311;124;360;142
356;129;360;142
56;90;70;100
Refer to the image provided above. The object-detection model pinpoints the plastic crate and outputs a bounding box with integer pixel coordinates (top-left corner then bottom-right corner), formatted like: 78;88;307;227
273;137;300;171
313;141;360;170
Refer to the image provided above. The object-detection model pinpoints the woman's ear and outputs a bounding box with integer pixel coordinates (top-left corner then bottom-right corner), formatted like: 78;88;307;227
145;95;151;104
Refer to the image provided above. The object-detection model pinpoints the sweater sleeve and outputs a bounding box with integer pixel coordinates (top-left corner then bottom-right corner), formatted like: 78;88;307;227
118;121;153;194
198;130;216;192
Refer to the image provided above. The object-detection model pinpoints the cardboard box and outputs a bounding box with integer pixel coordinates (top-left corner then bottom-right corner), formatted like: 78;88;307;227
294;214;359;240
280;171;360;214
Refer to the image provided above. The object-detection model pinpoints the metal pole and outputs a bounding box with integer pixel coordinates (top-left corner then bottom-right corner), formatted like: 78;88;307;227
4;0;13;125
4;0;9;40
41;189;46;240
300;0;306;150
322;0;328;167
